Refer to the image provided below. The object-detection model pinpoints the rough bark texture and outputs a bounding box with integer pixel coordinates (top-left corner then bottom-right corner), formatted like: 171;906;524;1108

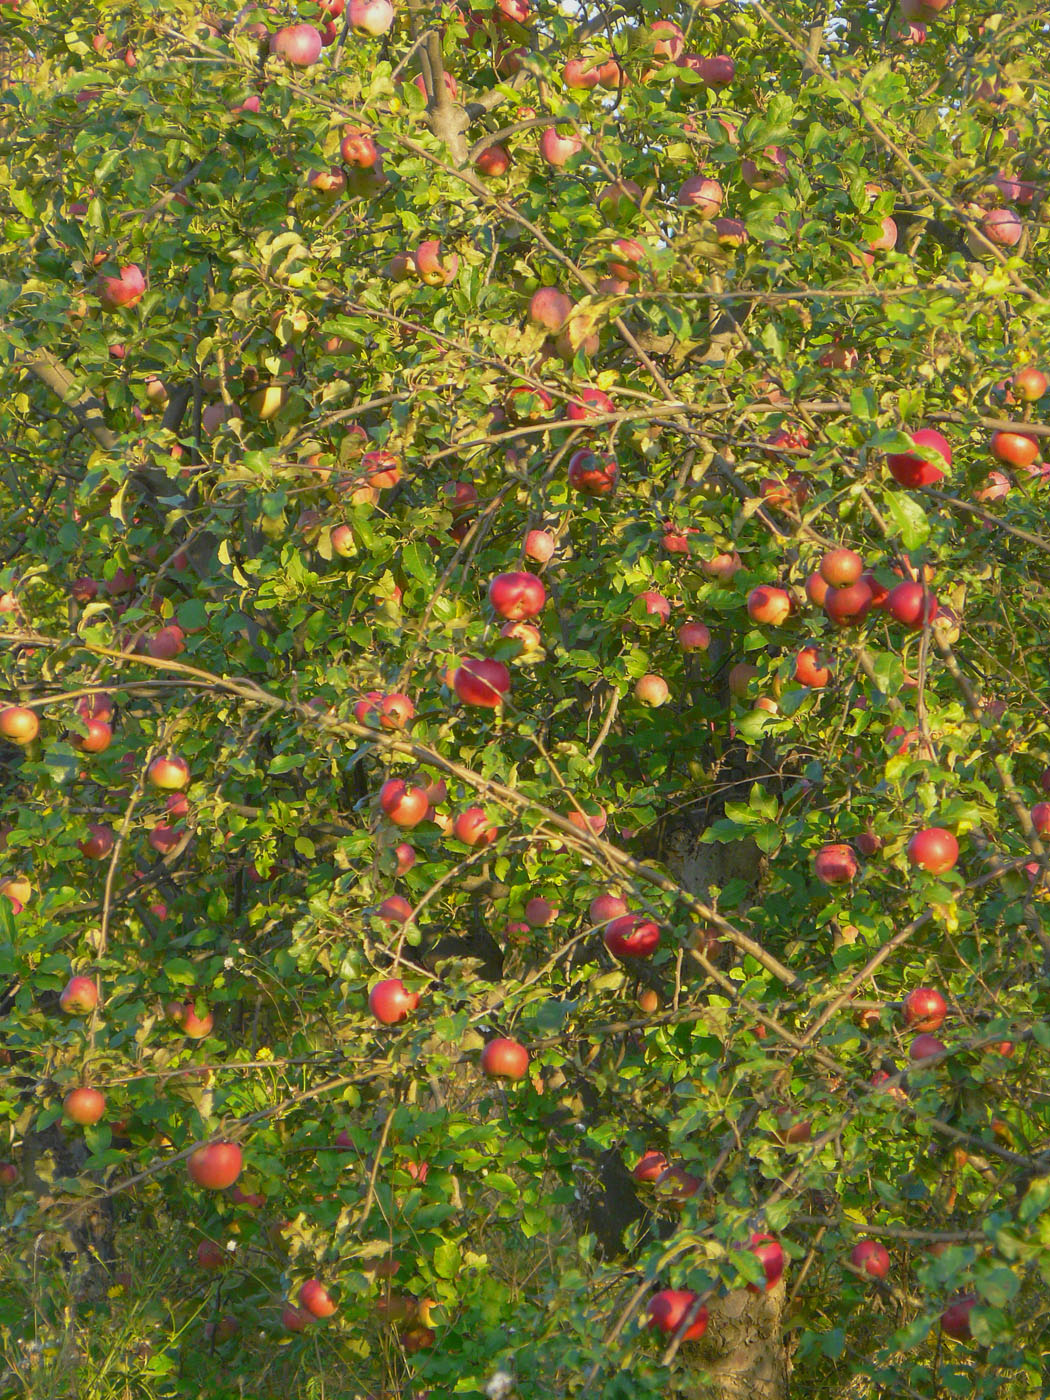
689;1283;788;1400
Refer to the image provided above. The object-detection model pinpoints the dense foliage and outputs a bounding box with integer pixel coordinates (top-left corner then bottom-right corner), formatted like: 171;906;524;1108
1;0;1049;1396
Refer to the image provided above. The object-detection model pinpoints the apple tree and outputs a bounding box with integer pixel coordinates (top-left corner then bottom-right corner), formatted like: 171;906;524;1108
1;0;1050;1396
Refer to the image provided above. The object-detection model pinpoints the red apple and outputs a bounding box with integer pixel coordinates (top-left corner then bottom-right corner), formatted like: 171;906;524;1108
814;843;858;885
60;976;99;1014
604;914;660;958
187;1141;243;1190
902;987;946;1031
1011;367;1047;402
539;127;582;166
941;1294;977;1341
747;586;791;626
0;705;39;744
990;430;1038;468
635;674;669;707
850;1240;890;1279
638;590;671;624
886;428;952;488
453;807;498;846
824;580;873;626
148;755;190;790
271;23;324;63
299;1279;337;1317
590;893;628;925
678;622;711;652
647;1290;708;1340
196;1239;227;1270
805;573;830;608
175;1002;214;1038
528;287;573;333
379;779;430;828
524;896;558;927
282;1304;312;1332
746;1232;784;1292
97;264;145;310
886;581;938;629
907;827;958;873
369;979;419;1025
632;1149;669;1183
820;548;863;587
414;240;458;287
78;823;115;860
453;657;511;708
64;1086;106;1125
795;646;831;687
981;207;1023;247
677;175;723;217
480;1037;530;1080
654;1164;700;1202
567;449;618;496
524;530;555;562
476;143;511;177
909;1033;946;1061
488;571;546;619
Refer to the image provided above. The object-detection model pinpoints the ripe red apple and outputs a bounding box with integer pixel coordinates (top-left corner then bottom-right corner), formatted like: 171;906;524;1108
453;807;498;846
909;1033;946;1061
524;896;557;927
463;136;508;181
78;822;115;860
902;987;947;1031
341;128;379;167
566;805;606;837
187;1141;243;1190
414;240;458;287
0;1162;17;1186
563;57;602;88
1011;367;1047;402
480;1037;530;1080
814;843;858;885
637;590;671;624
886;428;952;488
907;827;958;873
174;1002;214;1038
528;287;573;334
0;705;39;744
741;145;787;191
282;1304;312;1332
850;1240;890;1279
196;1239;227;1270
369;979;419;1025
60;976;99;1014
824;579;873;626
990;430;1038;468
488;571;546;619
678;622;711;652
805;572;830;607
886;581;938;629
539;126;582;166
774;1108;812;1145
747;586;791;626
567;449;618;496
379;779;430;828
64;1086;106;1125
647;1290;708;1340
271;23;324;63
820;548;863;587
654;1164;700;1202
589;893;628;925
635;674;669;707
524;530;555;562
981;207;1023;247
453;657;511;707
632;1149;669;1183
1032;801;1050;835
728;663;758;698
677;175;723;217
98;264;145;310
795;646;831;687
746;1233;784;1292
148;755;189;790
941;1294;977;1341
604;914;661;958
299;1279;337;1317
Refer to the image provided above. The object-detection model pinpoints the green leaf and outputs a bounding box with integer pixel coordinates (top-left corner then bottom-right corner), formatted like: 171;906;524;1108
883;491;930;550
